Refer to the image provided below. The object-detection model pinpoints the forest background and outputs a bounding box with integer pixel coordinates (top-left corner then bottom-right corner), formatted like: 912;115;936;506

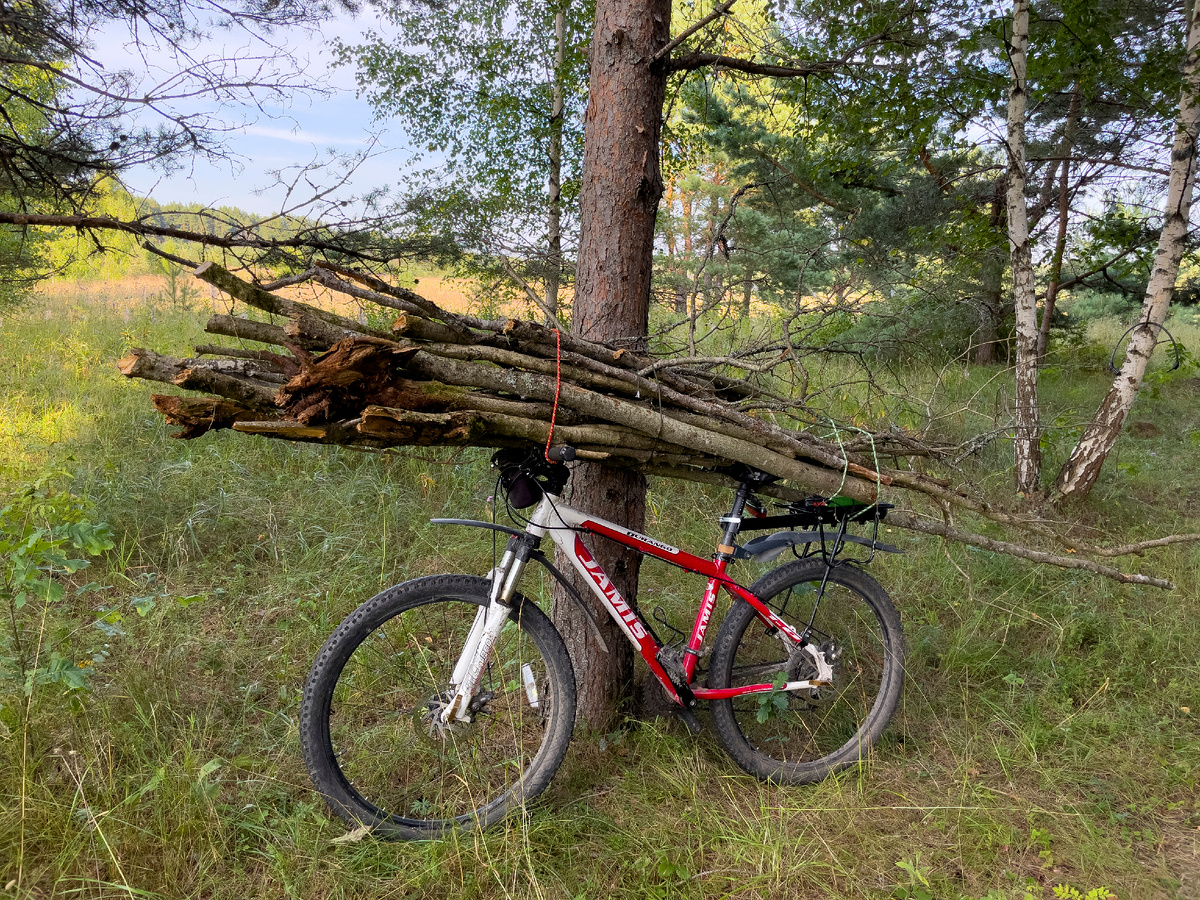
2;0;1200;897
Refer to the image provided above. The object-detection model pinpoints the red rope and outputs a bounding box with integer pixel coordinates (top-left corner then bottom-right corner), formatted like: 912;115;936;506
545;328;562;461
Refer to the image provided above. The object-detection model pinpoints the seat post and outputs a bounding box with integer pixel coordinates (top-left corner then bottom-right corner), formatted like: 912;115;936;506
715;480;752;558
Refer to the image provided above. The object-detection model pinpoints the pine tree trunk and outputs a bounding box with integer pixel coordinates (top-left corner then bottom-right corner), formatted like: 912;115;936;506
552;0;671;729
974;250;1005;365
1006;0;1042;494
1055;0;1200;499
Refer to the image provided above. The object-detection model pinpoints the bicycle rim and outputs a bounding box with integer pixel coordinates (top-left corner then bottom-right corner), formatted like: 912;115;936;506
305;578;573;835
710;561;903;782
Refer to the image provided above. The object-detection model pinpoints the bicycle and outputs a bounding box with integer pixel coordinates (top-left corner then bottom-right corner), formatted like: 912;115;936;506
299;445;905;839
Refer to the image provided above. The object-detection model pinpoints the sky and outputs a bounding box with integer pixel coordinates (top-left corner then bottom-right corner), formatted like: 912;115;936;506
96;9;416;217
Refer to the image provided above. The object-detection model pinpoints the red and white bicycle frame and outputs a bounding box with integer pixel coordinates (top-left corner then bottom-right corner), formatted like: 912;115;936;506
440;488;834;724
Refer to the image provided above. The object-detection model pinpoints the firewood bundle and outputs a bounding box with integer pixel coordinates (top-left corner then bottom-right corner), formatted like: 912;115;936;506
116;258;1191;589
118;260;896;501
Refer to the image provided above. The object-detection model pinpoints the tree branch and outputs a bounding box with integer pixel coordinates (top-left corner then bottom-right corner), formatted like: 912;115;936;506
0;213;410;265
668;52;846;76
886;512;1175;589
652;0;737;64
760;153;857;213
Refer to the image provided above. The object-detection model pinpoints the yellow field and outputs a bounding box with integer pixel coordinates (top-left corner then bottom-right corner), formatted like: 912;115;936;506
36;269;484;316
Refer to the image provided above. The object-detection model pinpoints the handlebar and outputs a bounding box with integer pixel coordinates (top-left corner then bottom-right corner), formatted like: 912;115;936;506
491;445;575;509
737;496;893;532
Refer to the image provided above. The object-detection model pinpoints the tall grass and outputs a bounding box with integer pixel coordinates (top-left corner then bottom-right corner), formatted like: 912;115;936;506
0;289;1196;899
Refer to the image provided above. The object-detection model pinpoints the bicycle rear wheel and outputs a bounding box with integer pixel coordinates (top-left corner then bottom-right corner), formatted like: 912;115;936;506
300;575;576;839
708;560;904;783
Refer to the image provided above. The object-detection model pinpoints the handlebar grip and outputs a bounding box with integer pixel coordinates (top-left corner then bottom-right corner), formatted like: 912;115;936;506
546;445;576;463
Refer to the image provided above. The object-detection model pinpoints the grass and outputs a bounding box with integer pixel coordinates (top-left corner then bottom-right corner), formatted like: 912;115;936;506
0;287;1197;899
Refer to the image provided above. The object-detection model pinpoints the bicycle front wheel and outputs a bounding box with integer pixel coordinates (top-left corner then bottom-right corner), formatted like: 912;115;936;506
708;560;904;784
300;575;576;839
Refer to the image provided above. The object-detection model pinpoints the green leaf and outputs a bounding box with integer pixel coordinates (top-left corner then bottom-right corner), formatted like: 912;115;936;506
756;670;791;722
130;768;164;802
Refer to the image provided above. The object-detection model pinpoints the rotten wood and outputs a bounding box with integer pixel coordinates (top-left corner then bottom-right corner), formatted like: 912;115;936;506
276;338;419;425
151;395;263;438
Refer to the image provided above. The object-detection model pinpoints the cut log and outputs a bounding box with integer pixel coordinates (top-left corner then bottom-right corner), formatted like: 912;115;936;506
118;349;280;408
194;345;300;376
194;261;393;340
151;395;262;438
174;367;280;408
284;314;364;350
206;314;326;354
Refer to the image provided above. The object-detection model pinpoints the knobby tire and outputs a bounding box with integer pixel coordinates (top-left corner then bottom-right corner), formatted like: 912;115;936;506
299;575;576;840
707;559;904;783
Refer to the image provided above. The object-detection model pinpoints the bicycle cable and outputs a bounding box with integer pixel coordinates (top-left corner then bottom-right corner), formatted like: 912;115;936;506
495;459;579;534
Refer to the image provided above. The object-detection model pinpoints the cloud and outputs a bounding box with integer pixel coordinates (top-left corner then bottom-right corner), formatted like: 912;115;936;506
242;125;369;147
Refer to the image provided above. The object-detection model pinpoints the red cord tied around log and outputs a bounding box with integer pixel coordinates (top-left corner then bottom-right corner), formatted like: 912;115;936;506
544;328;563;462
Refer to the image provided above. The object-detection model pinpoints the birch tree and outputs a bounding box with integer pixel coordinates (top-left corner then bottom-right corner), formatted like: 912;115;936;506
337;0;590;324
1006;0;1043;493
1054;0;1200;499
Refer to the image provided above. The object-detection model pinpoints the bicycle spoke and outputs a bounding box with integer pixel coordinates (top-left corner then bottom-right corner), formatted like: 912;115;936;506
302;576;575;837
708;560;903;783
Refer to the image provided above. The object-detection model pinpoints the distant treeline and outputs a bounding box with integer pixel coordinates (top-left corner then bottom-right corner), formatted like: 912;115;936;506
41;186;313;282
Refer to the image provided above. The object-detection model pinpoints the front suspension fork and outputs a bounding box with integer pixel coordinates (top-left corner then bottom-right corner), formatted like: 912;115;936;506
441;536;533;723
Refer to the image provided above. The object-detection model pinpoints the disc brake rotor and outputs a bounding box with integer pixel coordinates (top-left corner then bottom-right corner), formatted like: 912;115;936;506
412;690;495;746
412;692;468;745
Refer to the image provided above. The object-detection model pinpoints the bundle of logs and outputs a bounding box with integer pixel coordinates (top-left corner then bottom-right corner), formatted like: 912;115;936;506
118;257;1196;589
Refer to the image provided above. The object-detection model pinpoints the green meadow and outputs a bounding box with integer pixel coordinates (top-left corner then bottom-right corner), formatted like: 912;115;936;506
1;285;1197;899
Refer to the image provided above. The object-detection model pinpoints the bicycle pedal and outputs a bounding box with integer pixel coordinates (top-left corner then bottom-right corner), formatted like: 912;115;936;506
673;705;702;735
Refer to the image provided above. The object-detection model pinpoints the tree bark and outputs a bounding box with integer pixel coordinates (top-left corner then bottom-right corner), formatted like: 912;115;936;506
553;0;671;729
1055;0;1200;499
974;251;1005;365
1006;0;1042;493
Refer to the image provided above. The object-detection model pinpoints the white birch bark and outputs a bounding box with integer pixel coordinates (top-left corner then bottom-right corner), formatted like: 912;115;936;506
1006;0;1042;493
1054;0;1200;499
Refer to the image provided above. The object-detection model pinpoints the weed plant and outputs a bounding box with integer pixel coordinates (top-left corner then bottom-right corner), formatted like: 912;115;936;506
0;288;1196;899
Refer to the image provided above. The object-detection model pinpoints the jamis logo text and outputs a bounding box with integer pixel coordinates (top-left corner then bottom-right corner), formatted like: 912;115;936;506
575;538;647;640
